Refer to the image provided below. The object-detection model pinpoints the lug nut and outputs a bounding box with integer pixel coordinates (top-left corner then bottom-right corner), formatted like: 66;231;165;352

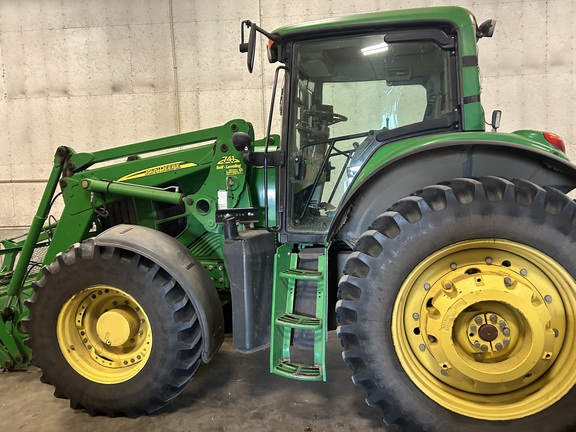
504;277;512;286
544;295;553;303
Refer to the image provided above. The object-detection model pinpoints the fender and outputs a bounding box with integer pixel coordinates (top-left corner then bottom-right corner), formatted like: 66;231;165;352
330;139;576;244
94;224;224;362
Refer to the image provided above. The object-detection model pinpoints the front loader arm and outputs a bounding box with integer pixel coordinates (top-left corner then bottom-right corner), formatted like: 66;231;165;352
0;119;257;370
0;147;70;369
3;147;69;313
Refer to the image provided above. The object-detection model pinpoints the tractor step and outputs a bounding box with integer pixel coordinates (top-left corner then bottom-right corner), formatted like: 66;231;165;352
279;268;323;281
275;313;322;330
273;360;323;381
270;244;327;381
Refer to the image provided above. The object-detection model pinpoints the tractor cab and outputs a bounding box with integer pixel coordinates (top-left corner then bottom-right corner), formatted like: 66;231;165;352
284;31;459;235
239;8;486;242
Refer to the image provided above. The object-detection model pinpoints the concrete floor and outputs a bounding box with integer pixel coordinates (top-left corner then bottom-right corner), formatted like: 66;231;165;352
1;332;390;432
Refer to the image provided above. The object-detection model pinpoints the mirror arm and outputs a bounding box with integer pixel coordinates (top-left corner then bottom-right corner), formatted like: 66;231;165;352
239;20;253;53
239;20;280;52
240;20;280;73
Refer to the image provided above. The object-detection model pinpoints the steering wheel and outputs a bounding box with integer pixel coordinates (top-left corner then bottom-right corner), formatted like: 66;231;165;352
304;109;348;126
296;109;348;143
296;121;328;141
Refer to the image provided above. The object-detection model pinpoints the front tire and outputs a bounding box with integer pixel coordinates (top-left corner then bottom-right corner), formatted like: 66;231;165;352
337;177;576;432
26;239;207;417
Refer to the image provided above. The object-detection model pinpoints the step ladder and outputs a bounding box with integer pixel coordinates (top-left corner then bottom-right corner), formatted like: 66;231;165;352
270;244;327;381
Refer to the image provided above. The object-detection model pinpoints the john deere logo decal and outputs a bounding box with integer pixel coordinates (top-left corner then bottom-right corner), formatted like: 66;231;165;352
119;161;197;182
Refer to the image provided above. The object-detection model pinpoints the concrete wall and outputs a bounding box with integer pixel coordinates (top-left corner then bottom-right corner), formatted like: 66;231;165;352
1;0;575;239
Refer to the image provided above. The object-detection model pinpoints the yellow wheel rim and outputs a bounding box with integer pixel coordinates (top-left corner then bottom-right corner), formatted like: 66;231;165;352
57;285;152;384
393;239;576;420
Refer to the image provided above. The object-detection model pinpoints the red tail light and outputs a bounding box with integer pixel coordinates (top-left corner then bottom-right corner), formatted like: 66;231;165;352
543;132;566;153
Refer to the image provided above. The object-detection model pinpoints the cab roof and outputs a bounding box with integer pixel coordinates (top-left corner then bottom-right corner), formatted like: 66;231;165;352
272;6;476;39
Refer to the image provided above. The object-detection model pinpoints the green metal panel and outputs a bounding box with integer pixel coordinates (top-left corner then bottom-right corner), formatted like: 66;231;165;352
461;66;485;131
248;134;280;228
348;130;570;196
272;6;476;37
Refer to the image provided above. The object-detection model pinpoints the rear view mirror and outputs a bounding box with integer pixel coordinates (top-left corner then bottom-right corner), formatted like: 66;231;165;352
477;19;496;38
239;21;279;73
239;21;257;73
247;25;257;73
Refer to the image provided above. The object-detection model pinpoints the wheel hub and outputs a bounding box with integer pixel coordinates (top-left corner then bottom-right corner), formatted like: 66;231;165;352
478;323;498;342
393;239;576;420
96;307;140;347
468;312;511;353
57;285;152;384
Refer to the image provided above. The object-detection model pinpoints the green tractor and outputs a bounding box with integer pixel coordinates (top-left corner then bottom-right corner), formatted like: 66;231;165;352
2;6;576;431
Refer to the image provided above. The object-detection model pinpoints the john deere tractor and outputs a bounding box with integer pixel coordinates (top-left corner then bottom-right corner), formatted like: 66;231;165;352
2;6;576;432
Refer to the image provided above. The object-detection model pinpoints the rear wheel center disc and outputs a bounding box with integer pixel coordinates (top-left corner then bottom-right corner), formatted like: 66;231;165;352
57;285;152;384
393;239;576;420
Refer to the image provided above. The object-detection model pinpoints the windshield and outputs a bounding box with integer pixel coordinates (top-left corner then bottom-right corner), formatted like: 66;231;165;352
286;32;456;233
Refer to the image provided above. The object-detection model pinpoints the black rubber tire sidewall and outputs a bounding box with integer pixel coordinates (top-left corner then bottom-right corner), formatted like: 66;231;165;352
337;178;576;432
27;240;203;416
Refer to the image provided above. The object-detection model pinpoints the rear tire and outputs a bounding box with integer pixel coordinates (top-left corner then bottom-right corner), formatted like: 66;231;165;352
26;239;207;417
337;177;576;432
